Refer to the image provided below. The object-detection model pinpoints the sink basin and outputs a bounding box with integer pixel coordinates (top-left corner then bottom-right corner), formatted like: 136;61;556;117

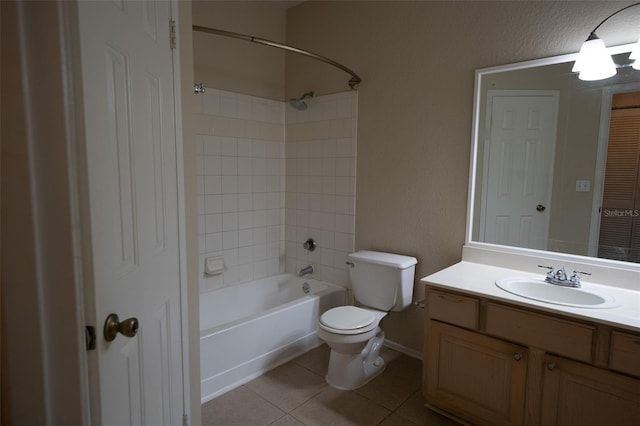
495;277;619;309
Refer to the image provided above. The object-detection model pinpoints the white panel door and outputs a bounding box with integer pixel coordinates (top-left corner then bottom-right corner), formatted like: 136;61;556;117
481;93;559;250
77;1;183;425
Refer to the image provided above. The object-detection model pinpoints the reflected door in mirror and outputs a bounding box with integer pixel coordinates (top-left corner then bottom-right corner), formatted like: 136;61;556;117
480;91;559;250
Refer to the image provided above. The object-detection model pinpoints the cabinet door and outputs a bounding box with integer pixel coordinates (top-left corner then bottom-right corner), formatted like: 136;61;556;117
426;321;527;425
541;354;640;426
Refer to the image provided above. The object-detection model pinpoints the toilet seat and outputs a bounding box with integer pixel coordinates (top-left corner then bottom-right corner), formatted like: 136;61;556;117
319;306;380;335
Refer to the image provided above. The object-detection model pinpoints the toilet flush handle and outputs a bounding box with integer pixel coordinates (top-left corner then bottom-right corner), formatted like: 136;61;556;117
345;261;354;268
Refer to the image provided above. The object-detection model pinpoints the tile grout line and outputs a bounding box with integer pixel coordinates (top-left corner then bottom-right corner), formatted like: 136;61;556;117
239;384;290;423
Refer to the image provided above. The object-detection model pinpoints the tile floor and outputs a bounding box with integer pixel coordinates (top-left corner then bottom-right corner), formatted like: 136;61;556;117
201;344;459;425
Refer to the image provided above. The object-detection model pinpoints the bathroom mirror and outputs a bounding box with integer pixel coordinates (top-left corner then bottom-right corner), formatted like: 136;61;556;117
468;43;640;264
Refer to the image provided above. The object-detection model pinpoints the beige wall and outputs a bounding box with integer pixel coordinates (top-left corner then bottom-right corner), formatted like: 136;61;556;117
285;1;640;353
192;0;289;100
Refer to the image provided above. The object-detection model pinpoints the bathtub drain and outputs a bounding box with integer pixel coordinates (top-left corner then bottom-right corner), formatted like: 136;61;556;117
302;282;310;293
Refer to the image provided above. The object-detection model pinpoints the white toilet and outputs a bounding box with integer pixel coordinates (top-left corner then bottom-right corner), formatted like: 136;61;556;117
317;250;417;390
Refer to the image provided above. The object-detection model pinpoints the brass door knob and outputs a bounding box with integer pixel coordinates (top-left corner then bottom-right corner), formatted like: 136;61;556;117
104;313;139;342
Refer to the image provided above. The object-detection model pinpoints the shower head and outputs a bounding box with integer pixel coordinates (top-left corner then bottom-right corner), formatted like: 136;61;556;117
289;91;314;110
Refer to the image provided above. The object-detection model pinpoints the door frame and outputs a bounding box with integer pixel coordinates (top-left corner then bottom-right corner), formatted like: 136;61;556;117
588;82;640;256
1;0;190;423
479;90;559;247
2;1;90;423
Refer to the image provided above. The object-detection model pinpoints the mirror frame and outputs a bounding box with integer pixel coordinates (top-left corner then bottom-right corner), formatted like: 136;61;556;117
465;42;640;273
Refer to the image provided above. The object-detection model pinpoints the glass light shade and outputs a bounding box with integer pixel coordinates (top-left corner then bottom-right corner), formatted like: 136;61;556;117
572;36;617;80
630;35;640;70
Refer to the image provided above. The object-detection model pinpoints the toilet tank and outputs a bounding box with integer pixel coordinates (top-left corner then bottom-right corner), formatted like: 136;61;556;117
348;250;417;312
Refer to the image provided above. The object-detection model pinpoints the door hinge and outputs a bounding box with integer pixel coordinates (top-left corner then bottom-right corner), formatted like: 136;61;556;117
170;19;177;50
85;326;96;351
182;413;188;426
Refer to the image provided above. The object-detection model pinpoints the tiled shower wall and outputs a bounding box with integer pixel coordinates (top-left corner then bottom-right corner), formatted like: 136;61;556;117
197;88;285;292
285;92;358;287
197;89;357;293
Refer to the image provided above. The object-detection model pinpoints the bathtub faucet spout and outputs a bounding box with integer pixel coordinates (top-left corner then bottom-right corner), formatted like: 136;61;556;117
299;265;314;277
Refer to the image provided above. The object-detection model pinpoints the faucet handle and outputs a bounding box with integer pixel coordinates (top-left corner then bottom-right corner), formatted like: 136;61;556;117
570;270;591;284
538;265;555;279
303;238;316;252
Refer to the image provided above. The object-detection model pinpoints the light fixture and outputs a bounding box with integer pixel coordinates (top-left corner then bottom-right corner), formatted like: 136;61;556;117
631;35;640;70
573;2;640;80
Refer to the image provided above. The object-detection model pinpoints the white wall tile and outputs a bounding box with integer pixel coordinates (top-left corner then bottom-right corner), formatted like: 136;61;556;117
198;90;356;292
253;140;266;158
222;194;238;213
253;227;267;244
238;228;253;247
222;230;238;249
238;211;253;230
203;195;220;214
205;232;223;252
205;214;222;233
238;246;253;264
204;176;222;195
238;193;253;211
203;156;221;175
253;210;267;227
203;135;221;156
237;96;252;120
220;137;237;156
253;193;267;210
202;93;220;115
220;95;237;118
220;157;238;175
238;176;252;194
222;213;238;231
221;176;238;194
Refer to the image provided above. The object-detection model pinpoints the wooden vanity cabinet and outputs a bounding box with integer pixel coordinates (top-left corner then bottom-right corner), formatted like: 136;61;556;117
423;286;640;426
426;321;527;425
540;354;640;426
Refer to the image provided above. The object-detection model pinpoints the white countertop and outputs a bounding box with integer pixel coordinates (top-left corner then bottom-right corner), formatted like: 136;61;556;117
421;261;640;332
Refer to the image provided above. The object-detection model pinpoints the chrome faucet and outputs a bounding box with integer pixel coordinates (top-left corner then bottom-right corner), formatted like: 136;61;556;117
538;265;591;288
299;265;314;277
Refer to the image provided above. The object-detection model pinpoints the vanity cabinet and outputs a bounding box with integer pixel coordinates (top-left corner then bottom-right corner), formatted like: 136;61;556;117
540;354;640;426
426;321;527;425
423;286;640;426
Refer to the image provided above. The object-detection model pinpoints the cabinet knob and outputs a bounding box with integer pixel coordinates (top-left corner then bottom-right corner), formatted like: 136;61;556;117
547;362;557;371
513;352;523;361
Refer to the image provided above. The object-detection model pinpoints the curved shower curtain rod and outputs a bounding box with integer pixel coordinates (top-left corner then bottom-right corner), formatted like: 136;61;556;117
192;25;361;90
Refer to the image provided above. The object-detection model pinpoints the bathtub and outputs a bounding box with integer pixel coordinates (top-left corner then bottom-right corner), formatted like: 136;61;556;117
200;273;345;403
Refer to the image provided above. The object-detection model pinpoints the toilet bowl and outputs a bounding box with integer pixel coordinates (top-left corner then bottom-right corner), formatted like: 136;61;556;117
316;250;417;390
317;306;388;389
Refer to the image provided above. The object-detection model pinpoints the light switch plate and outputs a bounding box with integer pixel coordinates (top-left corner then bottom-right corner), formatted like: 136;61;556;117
576;180;591;192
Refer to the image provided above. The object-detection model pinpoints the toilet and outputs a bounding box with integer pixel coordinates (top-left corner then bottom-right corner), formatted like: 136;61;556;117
317;250;417;390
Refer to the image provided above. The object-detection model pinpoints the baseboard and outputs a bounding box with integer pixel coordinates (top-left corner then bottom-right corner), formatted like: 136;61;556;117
383;339;423;360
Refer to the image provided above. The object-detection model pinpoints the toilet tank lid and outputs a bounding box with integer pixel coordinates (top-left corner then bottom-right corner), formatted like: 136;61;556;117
348;250;417;269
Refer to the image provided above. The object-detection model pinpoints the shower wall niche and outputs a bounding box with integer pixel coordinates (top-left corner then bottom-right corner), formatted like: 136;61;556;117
196;88;357;293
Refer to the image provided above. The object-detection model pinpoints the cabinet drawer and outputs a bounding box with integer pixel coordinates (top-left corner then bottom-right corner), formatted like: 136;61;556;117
426;289;479;330
610;331;640;377
486;303;594;362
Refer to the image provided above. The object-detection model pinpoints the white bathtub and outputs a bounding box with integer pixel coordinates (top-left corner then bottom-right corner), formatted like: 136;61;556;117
200;273;345;403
